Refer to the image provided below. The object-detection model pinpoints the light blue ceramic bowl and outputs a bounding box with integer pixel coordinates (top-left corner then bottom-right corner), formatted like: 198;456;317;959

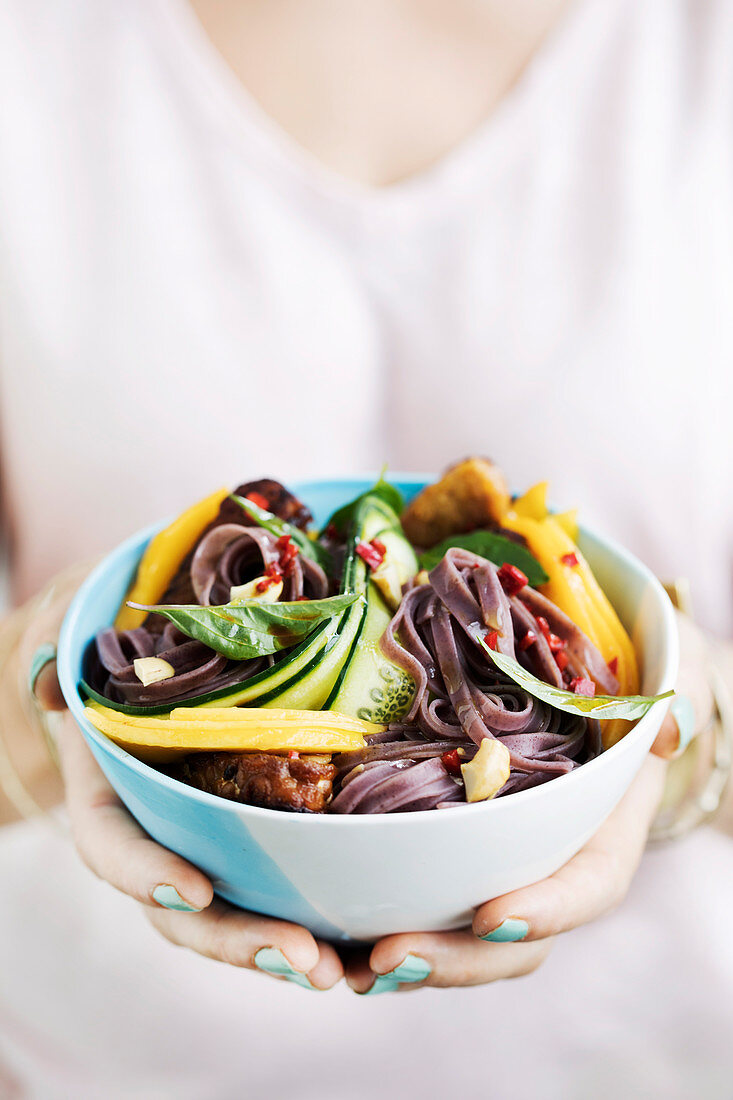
58;477;678;942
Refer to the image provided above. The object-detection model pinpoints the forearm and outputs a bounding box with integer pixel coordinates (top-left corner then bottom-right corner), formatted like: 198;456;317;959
0;605;63;825
0;563;92;826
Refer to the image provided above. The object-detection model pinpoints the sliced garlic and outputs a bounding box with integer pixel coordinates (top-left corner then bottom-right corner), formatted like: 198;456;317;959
133;657;176;688
415;570;430;586
461;738;511;803
371;561;404;611
229;577;284;604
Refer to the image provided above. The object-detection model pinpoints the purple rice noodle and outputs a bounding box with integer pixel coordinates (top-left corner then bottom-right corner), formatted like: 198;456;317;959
88;528;328;707
330;549;607;813
191;524;328;605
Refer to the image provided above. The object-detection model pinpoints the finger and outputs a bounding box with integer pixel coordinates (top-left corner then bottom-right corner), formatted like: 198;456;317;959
58;714;213;912
345;932;552;992
651;613;715;759
473;754;667;943
651;698;695;760
20;564;91;710
34;660;66;711
306;941;344;990
147;900;340;988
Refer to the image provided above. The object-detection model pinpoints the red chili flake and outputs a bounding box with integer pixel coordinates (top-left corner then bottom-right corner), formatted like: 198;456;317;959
535;616;551;641
484;631;499;651
607;656;619;677
275;534;299;576
256;561;283;592
295;595;309;602
325;522;339;540
548;633;565;654
355;539;386;571
561;552;579;568
518;630;537;651
288;751;300;760
256;575;280;593
569;677;595;697
441;749;462;776
246;491;270;511
555;650;569;672
497;563;529;596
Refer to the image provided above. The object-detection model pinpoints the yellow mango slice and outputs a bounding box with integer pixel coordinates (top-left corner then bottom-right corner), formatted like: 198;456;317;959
502;510;639;751
172;707;383;733
553;508;579;542
115;487;230;630
504;513;637;680
512;481;549;521
84;703;371;763
541;518;638;689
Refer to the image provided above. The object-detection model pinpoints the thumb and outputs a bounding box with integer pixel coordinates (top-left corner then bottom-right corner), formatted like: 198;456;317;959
651;697;695;760
34;660;67;712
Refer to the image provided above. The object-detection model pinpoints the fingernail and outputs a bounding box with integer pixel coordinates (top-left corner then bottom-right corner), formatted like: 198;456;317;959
253;947;319;991
480;918;529;943
362;953;432;996
669;695;695;758
28;643;57;696
152;884;203;912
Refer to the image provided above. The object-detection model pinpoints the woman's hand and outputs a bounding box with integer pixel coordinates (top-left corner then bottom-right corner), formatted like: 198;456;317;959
56;712;344;990
18;571;341;989
344;754;666;993
345;612;717;994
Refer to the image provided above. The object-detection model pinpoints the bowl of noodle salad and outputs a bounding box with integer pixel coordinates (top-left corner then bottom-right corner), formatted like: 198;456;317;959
58;460;678;941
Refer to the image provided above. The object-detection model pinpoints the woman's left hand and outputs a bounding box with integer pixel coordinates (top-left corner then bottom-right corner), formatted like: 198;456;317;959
346;612;716;994
345;754;666;993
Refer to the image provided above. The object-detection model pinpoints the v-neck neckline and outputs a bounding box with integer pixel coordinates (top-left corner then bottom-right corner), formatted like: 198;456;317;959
156;0;595;220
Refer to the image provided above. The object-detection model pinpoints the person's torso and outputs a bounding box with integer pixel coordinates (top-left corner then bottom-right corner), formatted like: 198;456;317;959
0;0;731;631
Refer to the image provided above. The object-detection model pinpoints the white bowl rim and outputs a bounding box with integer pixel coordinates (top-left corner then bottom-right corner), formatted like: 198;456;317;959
58;477;679;828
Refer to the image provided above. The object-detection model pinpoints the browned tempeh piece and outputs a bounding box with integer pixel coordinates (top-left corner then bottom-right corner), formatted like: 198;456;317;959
175;751;336;813
401;457;511;548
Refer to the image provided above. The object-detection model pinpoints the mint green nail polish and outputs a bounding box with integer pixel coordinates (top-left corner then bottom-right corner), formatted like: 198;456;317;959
480;918;529;943
253;948;318;990
28;643;57;696
362;953;431;995
152;885;202;912
387;954;432;982
670;695;695;757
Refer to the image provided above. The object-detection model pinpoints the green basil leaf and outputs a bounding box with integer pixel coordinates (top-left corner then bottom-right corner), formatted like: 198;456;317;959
324;471;405;535
230;494;333;572
128;593;359;661
479;641;673;721
419;531;549;585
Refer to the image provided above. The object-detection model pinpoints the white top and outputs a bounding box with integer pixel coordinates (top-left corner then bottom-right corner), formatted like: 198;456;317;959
0;0;732;1095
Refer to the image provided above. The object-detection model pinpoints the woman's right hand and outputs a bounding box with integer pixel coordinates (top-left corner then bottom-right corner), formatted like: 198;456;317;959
20;575;342;991
54;710;344;990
